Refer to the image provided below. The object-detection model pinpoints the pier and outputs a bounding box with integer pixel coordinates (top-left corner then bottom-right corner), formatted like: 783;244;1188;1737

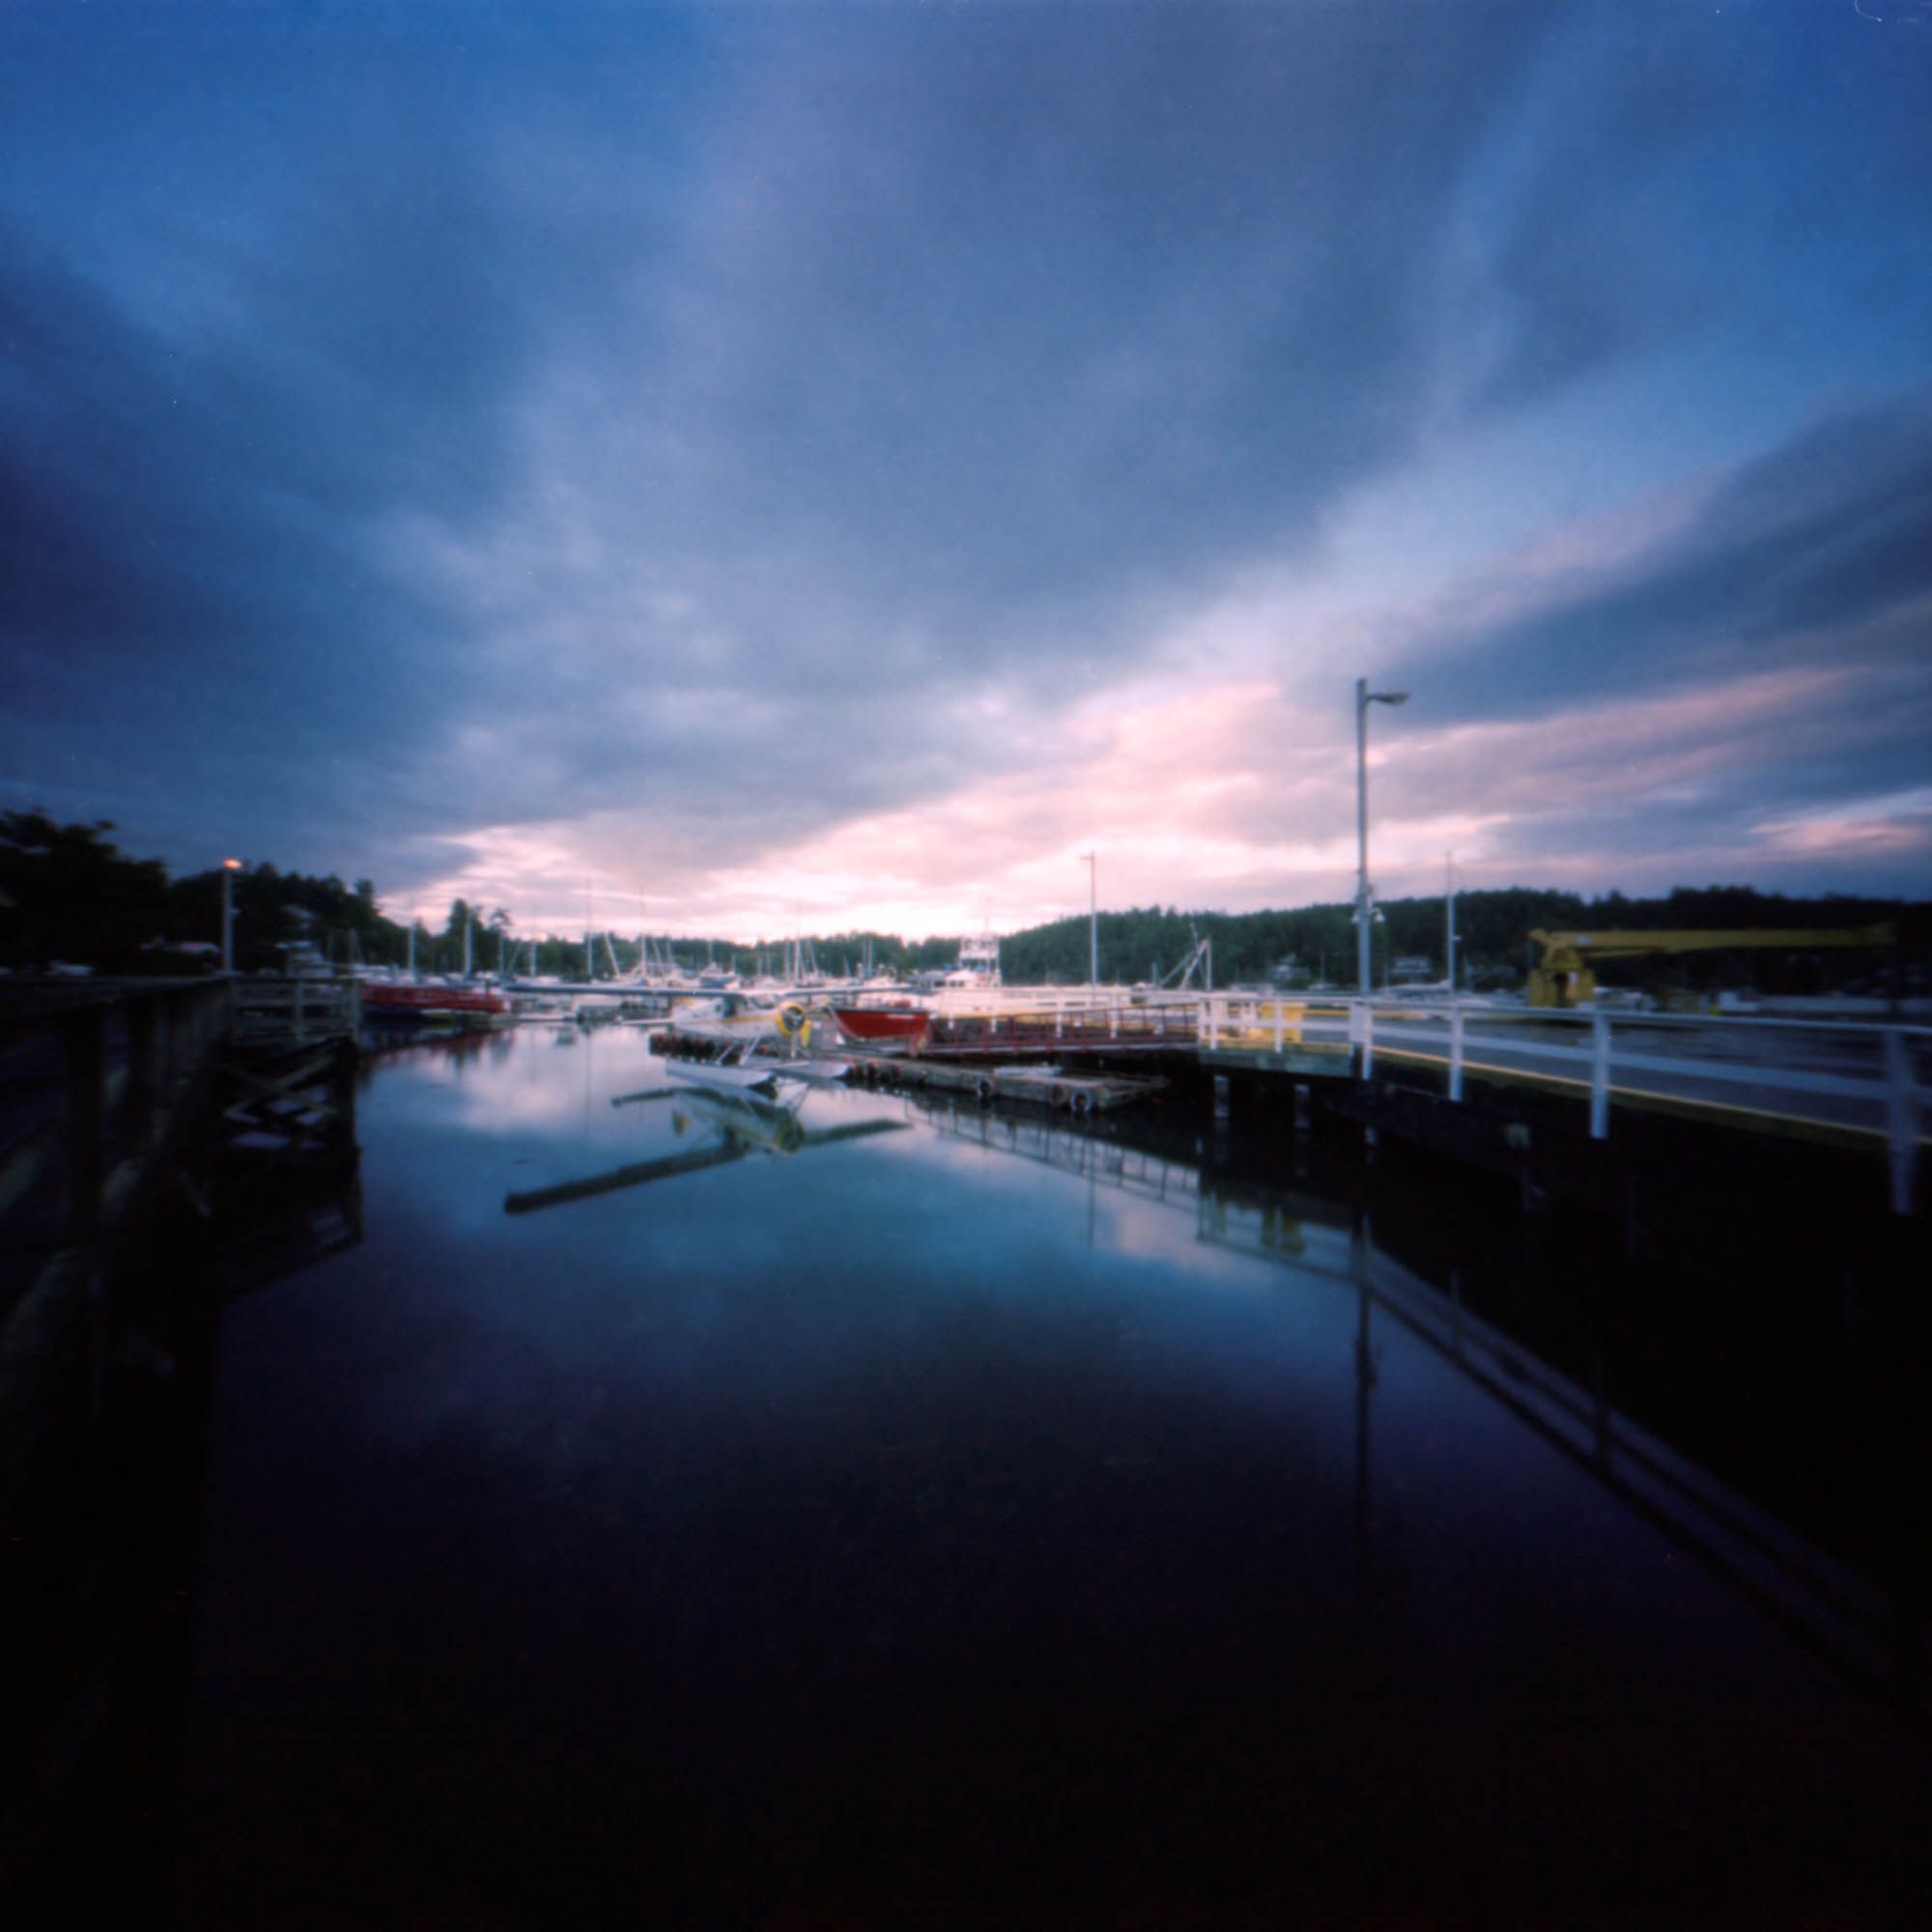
0;976;361;1898
821;987;1928;1219
1;970;361;1475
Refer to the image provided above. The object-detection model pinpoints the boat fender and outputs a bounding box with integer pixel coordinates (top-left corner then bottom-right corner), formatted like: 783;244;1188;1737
976;1075;995;1103
777;1001;808;1038
1072;1089;1094;1117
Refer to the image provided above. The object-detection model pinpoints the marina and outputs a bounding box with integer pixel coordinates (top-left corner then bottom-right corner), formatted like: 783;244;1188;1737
167;1027;1932;1921
2;978;1928;1921
9;5;1932;1922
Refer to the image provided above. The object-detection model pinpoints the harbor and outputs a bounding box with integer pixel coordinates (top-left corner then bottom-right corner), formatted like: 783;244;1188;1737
8;6;1932;1918
2;966;1928;1922
149;1027;1932;1920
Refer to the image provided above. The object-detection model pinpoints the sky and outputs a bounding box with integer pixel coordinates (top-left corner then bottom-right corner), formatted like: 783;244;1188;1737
4;1;1931;942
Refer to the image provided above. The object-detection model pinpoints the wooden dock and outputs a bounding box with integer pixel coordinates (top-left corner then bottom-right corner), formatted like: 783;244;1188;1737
226;976;360;1050
2;970;362;1475
0;975;363;1891
847;1053;1166;1115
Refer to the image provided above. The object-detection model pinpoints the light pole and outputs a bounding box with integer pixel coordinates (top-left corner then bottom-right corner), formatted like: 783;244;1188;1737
1355;677;1409;998
1445;851;1458;991
219;858;242;974
1082;852;1098;992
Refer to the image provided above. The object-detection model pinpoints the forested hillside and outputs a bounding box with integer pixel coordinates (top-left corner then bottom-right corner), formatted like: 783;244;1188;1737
2;811;1920;990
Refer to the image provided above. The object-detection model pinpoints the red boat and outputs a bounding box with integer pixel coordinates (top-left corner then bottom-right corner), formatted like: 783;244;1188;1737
362;981;513;1024
830;1005;931;1048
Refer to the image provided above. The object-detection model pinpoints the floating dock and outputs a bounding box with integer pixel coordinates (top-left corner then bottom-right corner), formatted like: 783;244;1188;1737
847;1053;1166;1115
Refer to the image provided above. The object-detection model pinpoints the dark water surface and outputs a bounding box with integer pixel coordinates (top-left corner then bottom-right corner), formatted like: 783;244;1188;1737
174;1028;1929;1925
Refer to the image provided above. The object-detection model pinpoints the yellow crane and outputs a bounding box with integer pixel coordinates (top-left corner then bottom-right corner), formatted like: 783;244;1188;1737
1526;924;1895;1009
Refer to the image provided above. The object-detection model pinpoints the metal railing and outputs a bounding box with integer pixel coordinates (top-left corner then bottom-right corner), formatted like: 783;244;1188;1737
856;983;1927;1211
1192;994;1930;1213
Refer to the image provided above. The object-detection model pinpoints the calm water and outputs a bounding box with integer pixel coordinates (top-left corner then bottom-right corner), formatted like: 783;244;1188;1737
173;1026;1929;1925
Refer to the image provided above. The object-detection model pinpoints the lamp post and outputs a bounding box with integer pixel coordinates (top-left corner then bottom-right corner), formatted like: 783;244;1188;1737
1354;678;1409;998
1082;852;1098;992
1445;851;1458;991
219;858;242;974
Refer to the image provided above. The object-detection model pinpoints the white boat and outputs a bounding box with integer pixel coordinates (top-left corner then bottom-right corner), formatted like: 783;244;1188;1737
911;931;1002;992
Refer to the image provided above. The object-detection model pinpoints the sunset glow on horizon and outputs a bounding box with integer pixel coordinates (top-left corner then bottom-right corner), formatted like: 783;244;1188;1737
5;4;1929;940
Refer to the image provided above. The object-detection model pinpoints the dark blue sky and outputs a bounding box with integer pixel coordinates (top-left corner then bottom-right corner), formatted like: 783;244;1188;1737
4;2;1929;936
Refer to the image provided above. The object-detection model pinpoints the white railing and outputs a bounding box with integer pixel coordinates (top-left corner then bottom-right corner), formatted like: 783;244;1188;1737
889;984;1927;1209
1191;994;1930;1215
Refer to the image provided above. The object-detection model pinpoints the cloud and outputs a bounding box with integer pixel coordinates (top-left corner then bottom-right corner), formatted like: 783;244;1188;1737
1753;786;1932;865
1375;389;1932;738
335;5;1577;894
2;5;1928;923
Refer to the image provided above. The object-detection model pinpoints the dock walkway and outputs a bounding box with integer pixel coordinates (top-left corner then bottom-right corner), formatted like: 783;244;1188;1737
1191;996;1929;1214
829;988;1927;1214
847;1055;1164;1115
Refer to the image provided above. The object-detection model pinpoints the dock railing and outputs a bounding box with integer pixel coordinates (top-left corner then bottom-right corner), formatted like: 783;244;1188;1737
228;976;361;1048
871;984;1927;1212
1193;994;1930;1215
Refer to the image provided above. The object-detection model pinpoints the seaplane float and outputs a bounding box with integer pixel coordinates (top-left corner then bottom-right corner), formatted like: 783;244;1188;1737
658;1026;853;1093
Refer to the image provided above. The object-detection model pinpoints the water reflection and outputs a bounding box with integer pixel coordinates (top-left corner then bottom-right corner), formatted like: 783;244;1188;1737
907;1087;1929;1725
177;1029;1930;1923
506;1081;907;1215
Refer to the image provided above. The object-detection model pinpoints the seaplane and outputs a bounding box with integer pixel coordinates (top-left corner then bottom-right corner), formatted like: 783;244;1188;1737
501;1074;902;1217
657;1026;853;1093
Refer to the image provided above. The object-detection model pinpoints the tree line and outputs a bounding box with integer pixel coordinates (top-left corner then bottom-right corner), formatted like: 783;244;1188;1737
2;811;1919;991
996;887;1920;993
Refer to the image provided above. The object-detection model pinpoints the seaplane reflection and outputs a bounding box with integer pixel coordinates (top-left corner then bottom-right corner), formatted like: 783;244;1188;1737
503;1076;905;1217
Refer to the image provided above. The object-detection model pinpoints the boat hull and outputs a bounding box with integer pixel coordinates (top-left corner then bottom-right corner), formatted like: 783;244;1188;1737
830;1006;930;1045
363;989;514;1020
362;984;513;1027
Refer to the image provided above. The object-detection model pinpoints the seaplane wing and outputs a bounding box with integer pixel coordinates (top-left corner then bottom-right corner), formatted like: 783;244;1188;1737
503;1140;752;1214
502;1105;907;1216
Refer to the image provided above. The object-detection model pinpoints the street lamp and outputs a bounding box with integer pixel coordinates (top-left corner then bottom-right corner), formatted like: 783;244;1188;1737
219;858;242;974
1355;678;1408;999
1081;852;1098;992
